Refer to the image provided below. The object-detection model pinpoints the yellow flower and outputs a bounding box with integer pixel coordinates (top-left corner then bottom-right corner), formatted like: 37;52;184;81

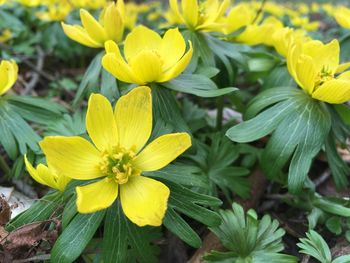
0;60;18;96
291;16;319;32
0;29;12;43
168;0;230;32
334;6;350;29
71;0;107;9
36;1;72;22
235;16;283;46
102;26;193;85
272;27;310;57
24;155;71;192
223;3;256;35
15;0;41;7
61;0;125;48
287;39;350;104
40;87;192;226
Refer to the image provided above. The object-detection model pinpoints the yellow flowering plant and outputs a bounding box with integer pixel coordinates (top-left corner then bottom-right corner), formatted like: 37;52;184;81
62;0;125;48
102;26;193;84
41;86;192;226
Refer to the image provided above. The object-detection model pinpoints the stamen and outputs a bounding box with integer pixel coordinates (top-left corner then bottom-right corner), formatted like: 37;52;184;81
99;146;140;184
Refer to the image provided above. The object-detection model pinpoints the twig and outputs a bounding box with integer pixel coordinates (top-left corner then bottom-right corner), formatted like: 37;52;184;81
12;254;50;263
252;0;268;24
21;46;45;95
301;255;310;263
314;169;331;187
0;43;55;82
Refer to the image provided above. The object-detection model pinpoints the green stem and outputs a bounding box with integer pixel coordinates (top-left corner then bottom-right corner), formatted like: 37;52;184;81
216;96;224;131
0;155;10;176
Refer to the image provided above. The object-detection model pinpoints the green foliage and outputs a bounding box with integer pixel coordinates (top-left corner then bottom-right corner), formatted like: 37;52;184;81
103;202;161;263
226;87;332;193
204;203;297;263
298;230;350;263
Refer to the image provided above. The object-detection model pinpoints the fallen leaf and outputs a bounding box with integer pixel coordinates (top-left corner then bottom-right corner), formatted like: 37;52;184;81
0;196;11;225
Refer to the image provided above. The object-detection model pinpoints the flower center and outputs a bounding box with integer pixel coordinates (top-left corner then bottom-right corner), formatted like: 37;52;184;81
314;65;333;89
99;146;140;184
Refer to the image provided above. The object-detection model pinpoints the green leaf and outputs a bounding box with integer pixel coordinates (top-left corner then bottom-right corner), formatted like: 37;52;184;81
125;217;160;263
325;216;342;235
244;87;301;120
307;208;324;229
0;99;41;157
51;211;105;263
232;89;331;193
297;230;332;263
163;74;237;97
6;191;63;231
102;202;160;263
261;65;296;91
325;134;349;189
226;98;298;143
164;180;222;227
100;68;119;101
333;255;350;263
45;111;86;136
163;207;202;248
73;52;103;107
151;84;190;133
145;163;207;188
103;202;128;263
206;34;250;69
252;252;297;263
5;95;66;124
62;194;77;230
185;30;215;66
287;99;331;193
205;203;292;261
203;251;239;262
314;196;350;217
334;104;350;125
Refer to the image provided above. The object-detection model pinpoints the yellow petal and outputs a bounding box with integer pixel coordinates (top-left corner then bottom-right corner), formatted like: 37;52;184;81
40;136;102;180
312;79;350;104
159;28;186;71
129;50;163;84
61;22;101;48
24;155;70;191
124;25;162;62
120;176;169;226
76;177;118;213
303;39;339;75
287;42;302;80
103;2;124;42
102;40;141;83
158;41;193;82
336;62;350;74
80;9;107;44
115;86;152;152
169;0;183;22
36;164;60;190
56;174;71;192
338;71;350;80
225;4;254;34
334;7;350;29
24;155;47;186
0;60;18;96
86;93;118;151
133;133;191;172
295;55;317;94
181;0;198;28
